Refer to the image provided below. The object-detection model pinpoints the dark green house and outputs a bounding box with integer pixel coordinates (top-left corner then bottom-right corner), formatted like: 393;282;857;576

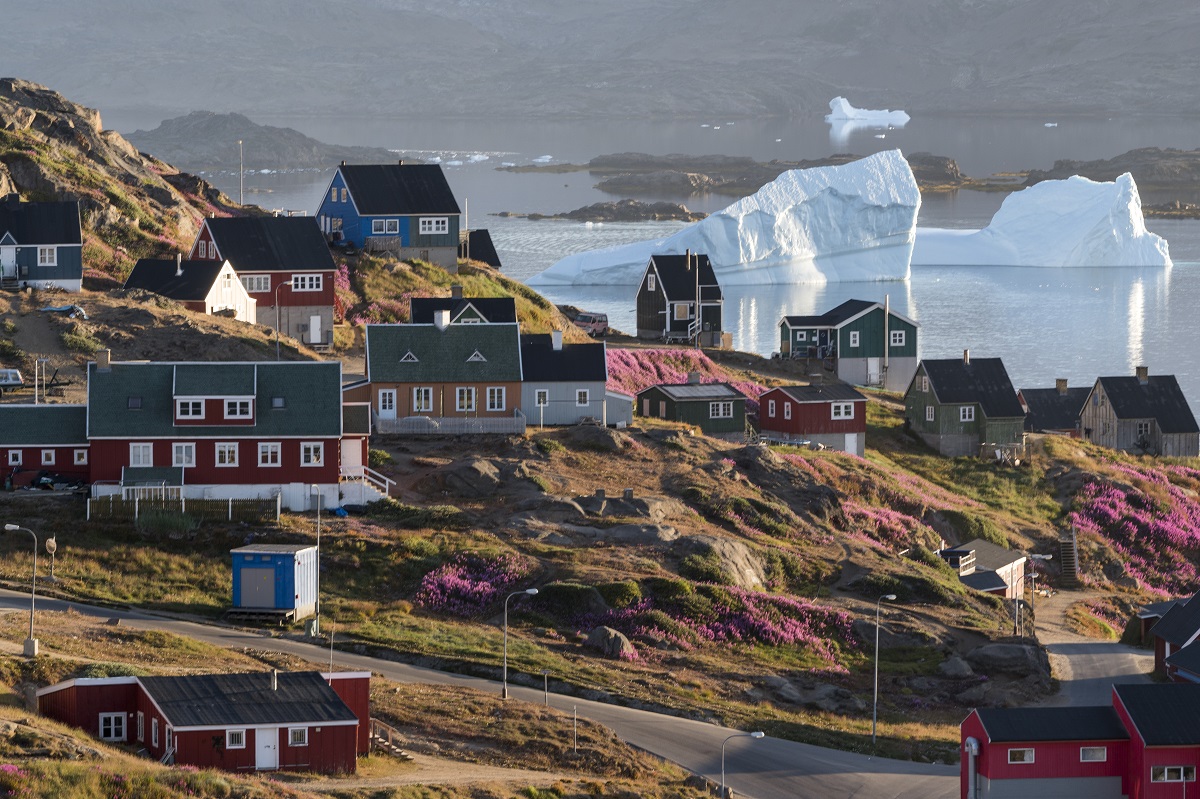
636;379;746;438
904;351;1026;457
779;298;918;392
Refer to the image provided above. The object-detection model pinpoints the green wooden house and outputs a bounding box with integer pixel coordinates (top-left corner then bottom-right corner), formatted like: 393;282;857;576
778;298;918;392
636;378;746;438
904;351;1025;457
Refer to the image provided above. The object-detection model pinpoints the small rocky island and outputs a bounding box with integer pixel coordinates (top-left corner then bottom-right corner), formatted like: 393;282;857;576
498;199;706;222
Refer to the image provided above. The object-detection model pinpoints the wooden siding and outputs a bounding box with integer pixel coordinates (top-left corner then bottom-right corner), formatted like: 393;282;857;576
173;398;255;427
1081;384;1199;457
88;437;341;485
636;269;667;338
0;445;89;482
520;381;609;426
39;681;139;742
637;386;745;435
759;389;866;438
371;381;523;419
326;674;371;754
16;243;83;285
170;724;357;775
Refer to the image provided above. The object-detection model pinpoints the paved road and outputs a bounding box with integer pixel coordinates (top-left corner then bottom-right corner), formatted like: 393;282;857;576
0;590;957;799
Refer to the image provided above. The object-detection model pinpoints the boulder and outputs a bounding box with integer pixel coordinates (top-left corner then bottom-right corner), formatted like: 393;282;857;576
796;683;866;714
566;425;628;452
966;643;1048;678
440;459;502;497
675;535;766;589
938;655;975;678
586;626;637;660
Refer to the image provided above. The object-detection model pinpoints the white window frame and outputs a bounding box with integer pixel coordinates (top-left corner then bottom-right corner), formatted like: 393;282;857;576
920;376;929;393
378;390;395;414
129;443;153;467
831;402;854;420
258;442;281;467
291;273;322;292
1136;420;1152;437
849;330;860;348
37;246;56;267
418;217;448;235
340;187;348;202
709;401;734;419
535;389;549;408
456;387;476;413
784;402;792;420
172;442;196;468
151;718;159;748
74;448;88;465
241;274;271;293
413;387;433;413
301;442;324;467
136;711;144;743
224;399;252;419
1080;746;1107;763
768;399;776;418
226;729;246;749
7;450;21;467
925;405;935;422
197;240;207;259
330;188;337;203
165;726;173;752
487;386;506;412
1152;766;1196;783
1007;748;1034;765
647;273;656;292
215;442;238;467
176;399;204;419
41;449;54;466
288;727;308;747
99;712;125;742
371;218;386;235
576;389;589;407
384;218;400;234
960;405;975;423
890;330;906;347
796;330;807;342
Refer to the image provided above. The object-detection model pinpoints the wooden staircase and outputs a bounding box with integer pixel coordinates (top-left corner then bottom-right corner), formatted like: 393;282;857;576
1058;526;1081;588
370;718;414;761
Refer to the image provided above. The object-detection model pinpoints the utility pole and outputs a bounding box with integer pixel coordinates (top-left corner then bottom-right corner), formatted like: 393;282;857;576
238;139;244;205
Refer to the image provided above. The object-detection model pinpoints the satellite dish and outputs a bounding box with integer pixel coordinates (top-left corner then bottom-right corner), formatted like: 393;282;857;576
45;537;57;556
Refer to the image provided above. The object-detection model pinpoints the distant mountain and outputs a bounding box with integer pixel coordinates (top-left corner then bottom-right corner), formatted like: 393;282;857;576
126;112;401;170
5;0;1198;121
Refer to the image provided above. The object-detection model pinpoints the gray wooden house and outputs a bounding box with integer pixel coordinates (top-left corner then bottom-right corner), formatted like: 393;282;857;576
636;377;746;438
0;194;83;291
635;252;726;347
904;351;1025;457
519;331;630;426
1080;367;1199;457
778;298;919;392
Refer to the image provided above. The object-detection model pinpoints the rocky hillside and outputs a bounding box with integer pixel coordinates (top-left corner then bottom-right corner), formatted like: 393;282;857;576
1025;147;1200;188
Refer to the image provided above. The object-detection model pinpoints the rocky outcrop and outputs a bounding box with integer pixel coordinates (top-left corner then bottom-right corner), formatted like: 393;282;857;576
522;198;707;222
586;626;637;660
675;534;766;589
763;676;866;714
592;175;717;197
966;643;1050;678
1026;148;1200;188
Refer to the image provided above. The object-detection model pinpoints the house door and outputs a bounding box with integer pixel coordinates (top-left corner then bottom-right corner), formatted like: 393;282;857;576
308;315;321;344
378;390;397;420
255;728;279;770
240;568;274;609
866;358;880;386
341;438;363;473
845;432;859;455
0;246;14;279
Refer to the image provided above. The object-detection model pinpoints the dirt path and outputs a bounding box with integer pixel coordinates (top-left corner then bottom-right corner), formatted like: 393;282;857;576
297;752;575;793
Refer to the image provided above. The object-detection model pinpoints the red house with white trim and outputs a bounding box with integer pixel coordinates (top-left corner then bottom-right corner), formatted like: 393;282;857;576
758;384;868;456
0;404;89;486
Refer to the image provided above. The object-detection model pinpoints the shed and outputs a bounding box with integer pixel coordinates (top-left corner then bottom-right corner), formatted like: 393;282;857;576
636;379;746;438
230;544;317;621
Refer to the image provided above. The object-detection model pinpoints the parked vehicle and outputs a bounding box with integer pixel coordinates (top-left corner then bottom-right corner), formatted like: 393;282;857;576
572;312;608;337
0;369;23;395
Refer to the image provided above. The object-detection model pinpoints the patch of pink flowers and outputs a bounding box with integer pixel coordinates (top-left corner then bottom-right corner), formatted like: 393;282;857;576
414;553;533;617
606;348;764;412
841;500;934;548
1082;600;1126;634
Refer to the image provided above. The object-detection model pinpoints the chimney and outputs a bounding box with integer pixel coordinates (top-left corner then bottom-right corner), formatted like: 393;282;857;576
97;349;111;371
1136;365;1149;385
175;253;183;277
398;159;404;166
434;309;451;331
551;330;563;351
685;248;692;270
271;670;278;691
450;284;463;299
963;349;970;366
340;160;346;167
687;371;701;385
1056;378;1068;395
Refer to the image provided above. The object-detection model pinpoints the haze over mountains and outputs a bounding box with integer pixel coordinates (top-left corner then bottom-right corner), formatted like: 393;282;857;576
8;0;1198;123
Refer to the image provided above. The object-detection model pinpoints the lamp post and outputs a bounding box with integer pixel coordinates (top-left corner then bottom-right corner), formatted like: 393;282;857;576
1023;553;1053;638
720;731;765;799
502;587;538;699
873;593;897;747
274;280;293;360
311;484;321;636
4;524;38;656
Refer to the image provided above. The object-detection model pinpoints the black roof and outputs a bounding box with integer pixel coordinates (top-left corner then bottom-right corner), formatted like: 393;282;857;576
0;197;81;245
460;229;502;268
958;538;1026;572
409;297;517;324
139;671;357;728
1149;590;1200;646
1115;683;1200;746
339;164;461;216
519;334;607;382
647;254;722;302
975;706;1129;743
1165;641;1200;676
206;216;335;273
1139;597;1188;619
920;357;1025;419
1020;386;1090;432
124;259;226;301
782;299;877;329
1097;374;1199;434
638;382;745;402
959;570;1009;593
776;384;868;404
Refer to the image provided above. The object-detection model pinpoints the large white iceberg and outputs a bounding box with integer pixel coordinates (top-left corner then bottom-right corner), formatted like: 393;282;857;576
912;172;1172;267
529;149;921;286
824;96;910;126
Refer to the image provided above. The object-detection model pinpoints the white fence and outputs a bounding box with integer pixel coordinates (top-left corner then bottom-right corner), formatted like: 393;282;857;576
373;410;526;436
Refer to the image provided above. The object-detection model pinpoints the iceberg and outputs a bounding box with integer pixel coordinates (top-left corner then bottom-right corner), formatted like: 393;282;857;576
825;97;910;147
528;150;920;286
912;172;1171;267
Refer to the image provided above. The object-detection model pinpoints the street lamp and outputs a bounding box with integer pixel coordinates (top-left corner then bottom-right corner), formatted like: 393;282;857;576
1020;553;1053;637
721;731;765;799
873;593;897;747
311;484;321;636
502;587;538;699
4;524;38;656
274;280;294;360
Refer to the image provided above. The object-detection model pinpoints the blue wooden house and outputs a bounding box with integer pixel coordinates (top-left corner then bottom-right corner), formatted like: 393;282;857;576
0;194;83;291
316;162;461;271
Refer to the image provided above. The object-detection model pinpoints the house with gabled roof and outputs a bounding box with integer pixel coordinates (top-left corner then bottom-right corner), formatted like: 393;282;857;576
191;215;335;348
38;670;370;775
904;351;1026;458
1018;378;1089;437
758;383;867;455
410;288;517;325
519;331;628;426
636;376;746;438
635;252;726;347
124;255;256;323
459;229;502;269
1080;367;1199;457
0;194;83;291
316;162;461;270
0;404;89;485
779;298;919;392
1149;589;1200;676
940;538;1027;599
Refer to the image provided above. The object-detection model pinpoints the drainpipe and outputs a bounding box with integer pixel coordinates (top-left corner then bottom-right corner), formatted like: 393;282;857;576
965;736;980;799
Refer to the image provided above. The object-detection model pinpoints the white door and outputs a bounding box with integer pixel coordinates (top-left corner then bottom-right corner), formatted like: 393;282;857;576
0;246;15;279
866;358;880;386
845;432;859;455
308;314;321;344
341;438;363;473
255;728;278;769
378;390;397;420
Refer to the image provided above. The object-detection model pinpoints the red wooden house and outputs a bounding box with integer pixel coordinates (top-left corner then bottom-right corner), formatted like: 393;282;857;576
1148;589;1200;676
758;384;867;456
0;404;89;486
38;671;369;775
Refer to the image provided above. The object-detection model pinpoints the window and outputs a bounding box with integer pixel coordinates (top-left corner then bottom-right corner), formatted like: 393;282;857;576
151;718;159;748
960;406;975;422
37;246;56;266
241;274;271;293
301;442;324;466
197;240;207;259
340;187;348;202
674;304;690;321
292;274;322;292
488;387;506;412
258;442;281;467
710;401;734;419
832;402;855;420
371;218;386;235
215;443;238;467
925;405;935;422
136;711;144;743
226;729;246;749
647;273;656;292
1152;766;1196;783
99;712;125;742
1137;420;1152;437
225;399;252;419
129;443;152;467
535;390;549;407
385;219;400;234
173;443;195;467
41;449;54;466
891;330;906;347
127;396;142;410
784;402;791;420
576;389;589;407
456;387;476;412
419;217;448;235
768;399;776;417
920;376;929;393
413;387;433;413
288;727;308;747
74;449;88;465
176;399;203;419
796;331;807;341
849;330;860;348
330;188;337;203
165;727;173;752
1080;746;1107;762
1007;748;1034;765
379;390;396;414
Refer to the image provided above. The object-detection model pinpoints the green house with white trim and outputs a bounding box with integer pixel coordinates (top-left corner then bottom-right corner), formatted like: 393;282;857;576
904;351;1026;457
779;298;918;392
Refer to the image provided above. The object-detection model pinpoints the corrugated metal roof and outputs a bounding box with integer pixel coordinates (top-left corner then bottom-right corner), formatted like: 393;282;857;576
139;671;357;728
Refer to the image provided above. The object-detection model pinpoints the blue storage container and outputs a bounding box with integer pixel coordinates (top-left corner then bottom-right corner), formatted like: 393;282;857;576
231;544;317;619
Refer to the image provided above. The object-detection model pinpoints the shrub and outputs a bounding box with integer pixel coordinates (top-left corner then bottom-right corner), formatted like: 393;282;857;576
77;662;148;678
60;324;104;355
413;552;534;617
644;577;693;601
942;510;1009;548
368;448;395;467
536;438;565;455
0;339;24;361
532;582;607;617
596;580;642;609
679;550;732;585
366;498;468;530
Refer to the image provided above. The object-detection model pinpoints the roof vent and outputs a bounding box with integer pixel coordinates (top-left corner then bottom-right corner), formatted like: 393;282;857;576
1056;378;1068;395
963;349;970;366
398;159;404;166
1136;365;1149;385
340;160;346;167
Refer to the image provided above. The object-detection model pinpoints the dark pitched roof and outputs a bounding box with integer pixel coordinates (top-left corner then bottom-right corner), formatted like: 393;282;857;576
139;671;358;729
519;334;607;383
339;164;461;216
957;538;1025;572
343;403;371;436
920;357;1025;419
975;706;1128;743
782;299;878;329
409;297;517;324
1097;374;1199;434
647;254;722;302
205;216;335;273
1149;590;1200;646
1020;386;1089;432
776;384;868;404
0;198;81;245
124;259;227;302
365;323;522;383
959;570;1009;593
0;405;87;445
1139;597;1188;620
1165;641;1200;676
1115;683;1200;746
638;382;745;402
460;229;502;268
